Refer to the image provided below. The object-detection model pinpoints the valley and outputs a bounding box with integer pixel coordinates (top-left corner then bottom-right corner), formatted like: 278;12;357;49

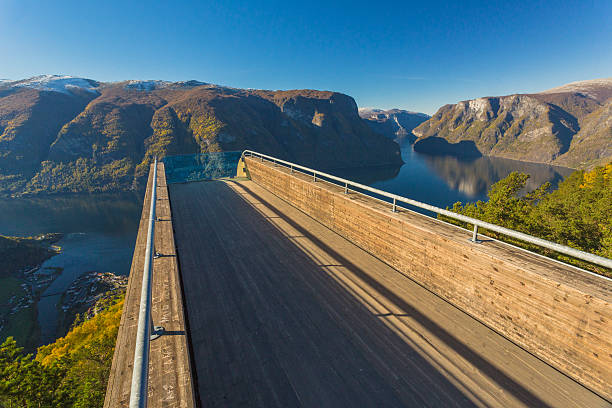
2;2;611;406
0;73;610;356
359;108;430;142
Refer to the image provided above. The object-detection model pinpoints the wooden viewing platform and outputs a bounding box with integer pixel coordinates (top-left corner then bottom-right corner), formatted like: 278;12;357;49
169;178;609;407
105;157;611;407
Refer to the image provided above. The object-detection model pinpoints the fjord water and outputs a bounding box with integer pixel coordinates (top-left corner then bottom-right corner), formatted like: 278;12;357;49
333;140;574;210
0;193;142;344
0;144;572;346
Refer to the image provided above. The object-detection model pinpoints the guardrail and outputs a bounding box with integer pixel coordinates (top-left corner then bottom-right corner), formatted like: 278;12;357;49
129;158;164;408
241;150;612;273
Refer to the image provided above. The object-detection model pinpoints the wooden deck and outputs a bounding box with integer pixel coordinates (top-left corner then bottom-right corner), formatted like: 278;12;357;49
169;179;609;408
244;157;612;399
104;163;196;408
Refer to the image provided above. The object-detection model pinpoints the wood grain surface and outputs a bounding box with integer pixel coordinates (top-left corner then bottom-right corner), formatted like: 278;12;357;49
170;178;609;407
245;157;612;402
104;163;196;408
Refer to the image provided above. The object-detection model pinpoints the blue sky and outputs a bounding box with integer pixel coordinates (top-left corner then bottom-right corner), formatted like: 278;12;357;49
1;0;611;114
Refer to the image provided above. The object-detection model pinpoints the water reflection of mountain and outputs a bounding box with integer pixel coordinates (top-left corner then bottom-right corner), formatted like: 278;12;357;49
420;154;574;198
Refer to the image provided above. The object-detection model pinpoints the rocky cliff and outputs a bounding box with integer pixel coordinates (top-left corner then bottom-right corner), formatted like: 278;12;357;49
413;78;612;169
359;108;429;142
0;76;402;196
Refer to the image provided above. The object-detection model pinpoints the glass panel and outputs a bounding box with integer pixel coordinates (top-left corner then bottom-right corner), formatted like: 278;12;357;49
163;151;243;184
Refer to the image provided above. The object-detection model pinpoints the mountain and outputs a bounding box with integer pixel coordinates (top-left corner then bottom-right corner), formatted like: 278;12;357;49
413;78;612;169
359;108;429;142
0;75;402;196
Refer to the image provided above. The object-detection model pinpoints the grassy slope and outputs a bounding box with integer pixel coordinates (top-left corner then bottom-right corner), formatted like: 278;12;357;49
2;307;39;351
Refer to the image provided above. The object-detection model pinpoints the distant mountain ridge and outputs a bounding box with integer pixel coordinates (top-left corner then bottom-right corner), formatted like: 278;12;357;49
413;78;612;169
359;108;429;142
0;75;402;196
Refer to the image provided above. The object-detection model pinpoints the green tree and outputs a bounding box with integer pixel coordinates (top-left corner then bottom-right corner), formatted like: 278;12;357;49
0;293;124;407
0;337;67;407
446;163;612;276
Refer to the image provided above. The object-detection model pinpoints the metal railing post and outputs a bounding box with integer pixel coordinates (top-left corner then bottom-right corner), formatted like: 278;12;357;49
129;157;164;408
392;198;397;213
313;172;317;182
344;183;348;194
471;224;480;243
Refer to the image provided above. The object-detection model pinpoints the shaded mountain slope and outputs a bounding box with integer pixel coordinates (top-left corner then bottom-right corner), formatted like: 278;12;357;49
0;89;97;177
553;100;612;169
0;76;401;196
413;78;612;169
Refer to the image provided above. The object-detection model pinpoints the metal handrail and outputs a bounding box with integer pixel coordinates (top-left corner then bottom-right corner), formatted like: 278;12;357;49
129;158;162;408
241;150;612;273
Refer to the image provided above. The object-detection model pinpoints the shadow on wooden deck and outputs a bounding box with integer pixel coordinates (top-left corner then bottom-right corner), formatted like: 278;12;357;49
169;179;596;408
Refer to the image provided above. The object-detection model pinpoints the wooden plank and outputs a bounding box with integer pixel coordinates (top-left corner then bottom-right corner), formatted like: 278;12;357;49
104;163;196;408
170;178;609;407
245;157;612;401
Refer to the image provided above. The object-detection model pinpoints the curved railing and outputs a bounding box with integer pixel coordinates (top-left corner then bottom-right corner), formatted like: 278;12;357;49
241;150;612;275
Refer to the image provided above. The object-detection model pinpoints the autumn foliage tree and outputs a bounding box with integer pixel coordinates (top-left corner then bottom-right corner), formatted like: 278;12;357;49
447;163;612;276
0;294;123;407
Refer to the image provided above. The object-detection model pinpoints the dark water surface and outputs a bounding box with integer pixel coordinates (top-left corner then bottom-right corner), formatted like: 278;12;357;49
0;193;142;344
332;142;574;210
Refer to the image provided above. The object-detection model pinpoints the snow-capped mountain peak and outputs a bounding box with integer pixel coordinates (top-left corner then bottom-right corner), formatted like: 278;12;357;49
539;78;612;102
123;80;171;91
122;79;209;91
2;75;99;95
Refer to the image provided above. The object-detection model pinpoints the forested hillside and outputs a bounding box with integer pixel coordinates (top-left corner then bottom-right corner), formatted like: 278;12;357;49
0;293;123;407
446;162;612;276
0;234;61;277
0;234;62;350
0;76;402;196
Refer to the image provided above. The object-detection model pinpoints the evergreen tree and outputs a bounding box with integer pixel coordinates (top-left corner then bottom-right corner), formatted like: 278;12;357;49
447;163;612;276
